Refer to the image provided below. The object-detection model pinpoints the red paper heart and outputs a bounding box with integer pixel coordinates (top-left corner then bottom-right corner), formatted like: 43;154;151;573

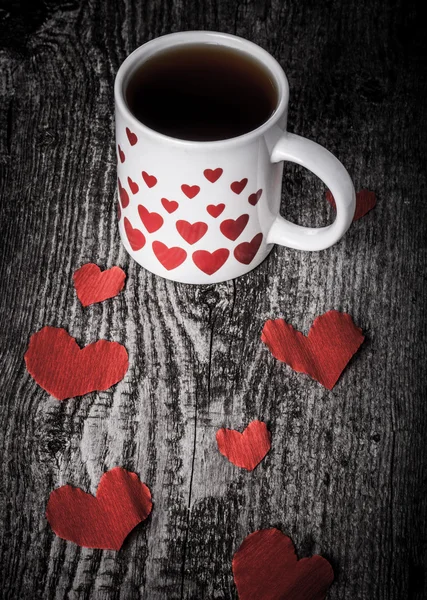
124;217;146;251
181;184;200;199
117;202;121;221
142;171;157;188
176;220;208;244
220;214;249;241
128;177;139;195
230;178;248;195
118;145;125;163
233;528;334;600
138;204;164;233
118;179;129;208
73;263;126;307
25;326;129;400
216;420;271;471
126;127;138;146
204;167;223;183
234;233;263;265
261;310;364;389
248;189;263;206
326;189;376;221
152;241;187;270
207;203;225;218
192;249;230;275
161;198;179;214
46;467;152;550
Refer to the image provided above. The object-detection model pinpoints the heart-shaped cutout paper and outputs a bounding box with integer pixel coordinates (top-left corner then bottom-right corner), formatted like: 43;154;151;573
73;263;126;307
233;529;334;600
261;310;364;389
46;467;152;550
25;327;129;400
326;189;376;221
216;420;271;471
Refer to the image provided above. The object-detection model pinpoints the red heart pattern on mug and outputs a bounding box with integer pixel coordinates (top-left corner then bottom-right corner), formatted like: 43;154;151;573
181;184;200;199
176;220;208;245
206;204;225;218
248;189;263;206
152;241;187;270
231;178;248;195
118;145;125;163
126;127;138;146
161;198;179;214
118;179;129;208
142;171;157;188
128;177;139;195
124;217;146;251
234;233;263;265
220;214;249;241
204;168;223;183
193;249;230;275
138;205;164;233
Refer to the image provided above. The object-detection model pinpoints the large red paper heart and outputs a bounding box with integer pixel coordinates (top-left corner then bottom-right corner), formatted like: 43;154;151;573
230;178;248;195
73;263;126;307
118;145;125;163
126;127;138;146
326;189;376;221
206;203;225;218
261;310;364;389
138;205;164;233
204;167;223;183
161;198;179;214
248;189;263;206
46;467;152;550
176;220;208;244
152;241;187;270
181;184;200;199
192;249;230;275
25;327;129;400
142;171;157;188
220;214;249;241
216;420;271;471
124;217;146;251
128;177;139;195
232;529;334;600
118;179;129;208
234;233;263;265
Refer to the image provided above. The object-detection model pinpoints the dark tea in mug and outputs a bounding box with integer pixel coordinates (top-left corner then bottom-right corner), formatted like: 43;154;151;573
125;43;278;141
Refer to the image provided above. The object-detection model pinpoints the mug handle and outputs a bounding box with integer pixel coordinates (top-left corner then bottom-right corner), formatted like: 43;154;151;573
267;132;356;250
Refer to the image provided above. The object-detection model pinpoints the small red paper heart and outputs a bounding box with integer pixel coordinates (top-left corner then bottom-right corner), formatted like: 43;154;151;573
233;528;334;600
138;204;164;233
248;189;263;206
181;184;200;199
206;203;225;218
46;467;152;550
73;263;126;307
326;189;376;221
261;310;364;389
192;249;230;275
220;214;249;241
152;241;187;270
124;217;146;251
118;145;125;163
142;171;157;188
118;178;129;208
25;326;129;401
204;167;223;183
230;178;248;195
176;220;208;244
126;127;138;146
128;177;139;195
234;233;263;265
216;420;271;471
161;198;179;213
117;202;121;221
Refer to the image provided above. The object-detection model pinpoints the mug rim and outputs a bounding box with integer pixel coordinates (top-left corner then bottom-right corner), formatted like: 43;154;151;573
114;31;289;148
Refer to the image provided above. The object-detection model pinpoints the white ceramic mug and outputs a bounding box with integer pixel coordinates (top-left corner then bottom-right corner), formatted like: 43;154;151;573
115;31;355;284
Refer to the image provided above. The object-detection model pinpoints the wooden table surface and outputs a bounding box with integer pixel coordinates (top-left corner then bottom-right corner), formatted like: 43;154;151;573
1;0;426;598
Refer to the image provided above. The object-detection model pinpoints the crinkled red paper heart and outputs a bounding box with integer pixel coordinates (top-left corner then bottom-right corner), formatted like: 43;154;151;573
326;189;376;221
232;528;334;600
261;310;364;389
73;263;126;307
216;420;271;471
25;326;128;400
46;467;152;550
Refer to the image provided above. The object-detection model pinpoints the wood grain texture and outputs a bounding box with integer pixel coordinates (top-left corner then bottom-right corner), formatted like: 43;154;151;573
0;0;426;598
